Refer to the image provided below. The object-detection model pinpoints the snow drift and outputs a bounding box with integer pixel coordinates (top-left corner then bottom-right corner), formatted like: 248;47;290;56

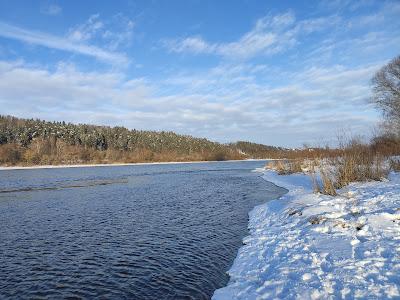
213;170;400;299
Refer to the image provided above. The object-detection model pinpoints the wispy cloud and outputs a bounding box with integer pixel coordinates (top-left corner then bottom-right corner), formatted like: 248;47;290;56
68;14;135;51
165;36;214;54
40;4;62;16
0;21;128;64
67;14;104;42
163;12;338;60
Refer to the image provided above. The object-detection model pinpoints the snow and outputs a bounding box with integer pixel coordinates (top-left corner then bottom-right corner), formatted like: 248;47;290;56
213;170;400;299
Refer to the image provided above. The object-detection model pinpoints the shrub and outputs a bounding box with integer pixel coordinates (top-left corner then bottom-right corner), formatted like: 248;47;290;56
266;160;304;175
272;137;393;196
333;143;388;189
390;158;400;172
0;144;23;165
371;134;400;156
206;151;227;161
320;169;337;196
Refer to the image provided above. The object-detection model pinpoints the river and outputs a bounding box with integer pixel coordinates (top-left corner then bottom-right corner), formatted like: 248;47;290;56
0;160;285;299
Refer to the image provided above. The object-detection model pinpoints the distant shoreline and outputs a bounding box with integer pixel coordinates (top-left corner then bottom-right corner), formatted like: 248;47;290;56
0;159;271;171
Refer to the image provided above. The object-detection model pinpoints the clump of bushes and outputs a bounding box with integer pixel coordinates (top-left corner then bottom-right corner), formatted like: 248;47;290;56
267;137;396;196
310;139;390;195
319;169;337;196
0;143;23;165
390;158;400;172
266;160;304;175
333;140;388;189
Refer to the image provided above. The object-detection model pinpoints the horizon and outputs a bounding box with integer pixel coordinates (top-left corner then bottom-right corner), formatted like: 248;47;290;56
0;1;399;147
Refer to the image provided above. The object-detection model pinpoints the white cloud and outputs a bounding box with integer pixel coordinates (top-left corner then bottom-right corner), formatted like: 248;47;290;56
68;14;135;51
68;14;104;42
0;21;128;65
216;30;277;58
0;59;381;147
40;4;62;16
165;36;214;54
164;12;340;60
159;59;382;144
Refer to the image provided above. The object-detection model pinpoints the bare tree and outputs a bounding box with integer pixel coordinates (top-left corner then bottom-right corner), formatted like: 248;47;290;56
372;55;400;131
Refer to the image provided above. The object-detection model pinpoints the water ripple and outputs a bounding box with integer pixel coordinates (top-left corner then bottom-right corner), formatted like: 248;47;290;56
0;161;285;299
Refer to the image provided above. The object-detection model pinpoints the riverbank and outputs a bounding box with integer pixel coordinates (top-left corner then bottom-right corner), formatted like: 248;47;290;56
0;159;270;171
213;169;400;299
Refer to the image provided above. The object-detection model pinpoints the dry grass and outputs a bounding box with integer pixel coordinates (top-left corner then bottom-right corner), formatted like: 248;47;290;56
389;158;400;172
312;145;388;195
269;137;396;196
333;145;388;189
320;169;337;196
266;160;304;175
308;163;336;196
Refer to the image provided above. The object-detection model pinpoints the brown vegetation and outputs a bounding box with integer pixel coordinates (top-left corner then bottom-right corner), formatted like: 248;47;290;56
332;142;388;189
319;169;337;196
266;160;304;175
389;158;400;172
0;115;352;167
0;139;245;166
0;115;249;166
0;143;23;165
266;136;397;196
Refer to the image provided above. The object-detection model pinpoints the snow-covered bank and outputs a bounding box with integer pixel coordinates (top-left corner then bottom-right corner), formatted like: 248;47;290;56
0;159;267;171
213;170;400;299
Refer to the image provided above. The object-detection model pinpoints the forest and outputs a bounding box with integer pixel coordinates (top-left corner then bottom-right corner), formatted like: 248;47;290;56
0;115;288;166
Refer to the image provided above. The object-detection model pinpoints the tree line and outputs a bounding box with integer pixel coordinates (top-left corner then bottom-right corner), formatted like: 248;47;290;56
0;115;287;165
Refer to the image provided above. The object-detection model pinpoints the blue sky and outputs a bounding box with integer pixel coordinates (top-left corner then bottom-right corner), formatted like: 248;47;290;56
0;0;399;147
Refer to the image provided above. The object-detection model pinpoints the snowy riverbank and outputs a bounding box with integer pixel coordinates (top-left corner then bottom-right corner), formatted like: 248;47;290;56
213;169;400;299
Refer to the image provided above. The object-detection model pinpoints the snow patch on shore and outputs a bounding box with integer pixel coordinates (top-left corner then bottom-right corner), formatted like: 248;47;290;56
213;170;400;299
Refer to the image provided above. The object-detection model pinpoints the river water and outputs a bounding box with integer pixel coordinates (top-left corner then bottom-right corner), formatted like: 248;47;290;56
0;161;284;299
